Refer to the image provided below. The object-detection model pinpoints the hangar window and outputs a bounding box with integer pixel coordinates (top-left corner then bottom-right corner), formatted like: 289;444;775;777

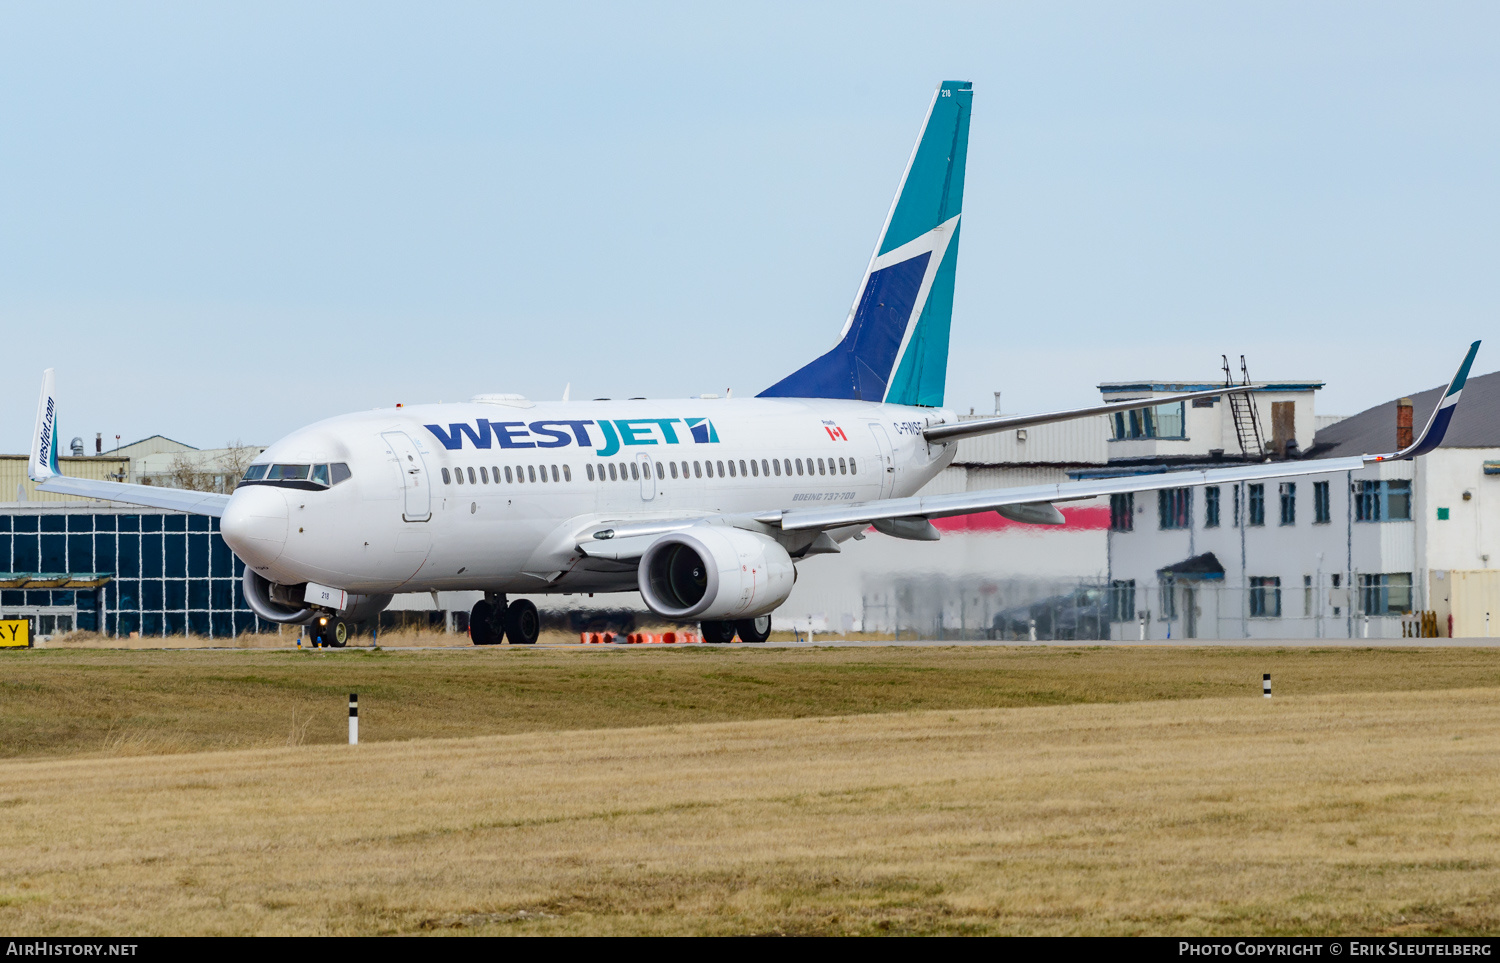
1314;481;1331;523
1248;484;1265;526
441;468;451;485
693;461;702;478
528;466;537;483
1359;573;1412;615
1158;488;1191;530
1356;479;1411;522
563;465;572;482
1249;577;1282;617
1204;486;1220;527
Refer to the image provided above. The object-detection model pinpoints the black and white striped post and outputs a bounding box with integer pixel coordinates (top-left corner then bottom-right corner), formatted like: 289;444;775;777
349;693;359;744
1263;673;1271;699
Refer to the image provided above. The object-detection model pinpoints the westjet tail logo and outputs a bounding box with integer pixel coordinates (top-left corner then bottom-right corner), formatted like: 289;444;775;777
424;418;720;458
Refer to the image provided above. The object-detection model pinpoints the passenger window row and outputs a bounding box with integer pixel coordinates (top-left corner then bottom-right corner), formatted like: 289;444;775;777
586;456;857;481
440;456;858;487
441;464;572;485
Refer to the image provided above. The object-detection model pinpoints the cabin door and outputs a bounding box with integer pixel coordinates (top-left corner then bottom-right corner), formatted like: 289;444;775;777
381;431;431;522
869;423;896;498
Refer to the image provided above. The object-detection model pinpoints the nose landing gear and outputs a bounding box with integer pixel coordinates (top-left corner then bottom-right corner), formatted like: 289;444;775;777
309;616;349;648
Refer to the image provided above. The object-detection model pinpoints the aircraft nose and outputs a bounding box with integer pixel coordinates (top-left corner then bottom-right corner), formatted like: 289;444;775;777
220;485;290;569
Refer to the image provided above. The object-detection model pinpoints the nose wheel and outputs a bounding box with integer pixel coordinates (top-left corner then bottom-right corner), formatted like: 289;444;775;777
310;616;349;648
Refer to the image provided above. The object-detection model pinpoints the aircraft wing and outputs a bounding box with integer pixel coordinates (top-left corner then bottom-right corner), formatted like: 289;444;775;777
763;455;1368;532
34;475;232;517
25;367;232;517
770;340;1482;535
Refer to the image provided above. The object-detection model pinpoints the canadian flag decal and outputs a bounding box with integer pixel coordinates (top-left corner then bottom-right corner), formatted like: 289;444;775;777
825;426;848;441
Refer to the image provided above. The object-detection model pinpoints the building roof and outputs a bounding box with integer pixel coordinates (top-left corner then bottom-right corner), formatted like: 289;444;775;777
1156;552;1226;580
1099;381;1324;394
1314;368;1500;456
112;435;198;457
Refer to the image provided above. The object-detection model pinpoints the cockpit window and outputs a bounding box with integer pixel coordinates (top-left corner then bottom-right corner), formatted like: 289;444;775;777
240;463;352;490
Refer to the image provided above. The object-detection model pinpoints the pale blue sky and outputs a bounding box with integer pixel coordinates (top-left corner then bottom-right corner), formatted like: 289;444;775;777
3;2;1497;449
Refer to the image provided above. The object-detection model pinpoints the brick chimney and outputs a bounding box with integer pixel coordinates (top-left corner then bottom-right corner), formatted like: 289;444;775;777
1397;397;1413;450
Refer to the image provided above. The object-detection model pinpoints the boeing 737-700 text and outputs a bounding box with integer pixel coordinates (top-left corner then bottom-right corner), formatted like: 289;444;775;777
26;82;1480;646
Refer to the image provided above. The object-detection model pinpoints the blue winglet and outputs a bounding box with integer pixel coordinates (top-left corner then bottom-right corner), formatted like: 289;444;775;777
1371;341;1480;461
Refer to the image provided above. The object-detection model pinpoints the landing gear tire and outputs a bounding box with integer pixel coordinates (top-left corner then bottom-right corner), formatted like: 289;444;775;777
312;616;349;648
734;615;772;644
469;600;505;646
700;620;737;644
505;598;540;645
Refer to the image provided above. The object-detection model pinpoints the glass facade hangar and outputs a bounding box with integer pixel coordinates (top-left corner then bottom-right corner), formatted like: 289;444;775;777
0;510;270;638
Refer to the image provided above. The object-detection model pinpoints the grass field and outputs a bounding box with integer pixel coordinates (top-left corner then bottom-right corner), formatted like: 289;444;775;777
2;646;1499;934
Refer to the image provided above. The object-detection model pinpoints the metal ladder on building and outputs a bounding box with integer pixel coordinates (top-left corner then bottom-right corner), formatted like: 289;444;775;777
1222;354;1265;460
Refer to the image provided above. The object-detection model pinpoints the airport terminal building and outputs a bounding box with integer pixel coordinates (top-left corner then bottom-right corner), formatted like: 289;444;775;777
0;506;265;639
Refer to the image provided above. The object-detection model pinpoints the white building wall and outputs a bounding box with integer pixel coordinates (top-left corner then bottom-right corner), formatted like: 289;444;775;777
1106;451;1500;639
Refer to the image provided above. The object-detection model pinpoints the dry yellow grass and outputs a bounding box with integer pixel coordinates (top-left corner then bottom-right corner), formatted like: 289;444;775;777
5;646;1500;760
1;688;1498;935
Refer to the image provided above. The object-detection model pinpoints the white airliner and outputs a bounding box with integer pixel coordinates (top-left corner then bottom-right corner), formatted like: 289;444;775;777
27;81;1480;647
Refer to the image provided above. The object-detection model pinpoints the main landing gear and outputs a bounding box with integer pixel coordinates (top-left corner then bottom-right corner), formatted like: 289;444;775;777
700;614;771;644
469;595;541;646
310;615;349;648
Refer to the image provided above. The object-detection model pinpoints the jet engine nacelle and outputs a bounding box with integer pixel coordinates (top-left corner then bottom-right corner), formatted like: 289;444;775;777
241;569;392;625
242;568;317;625
638;526;795;621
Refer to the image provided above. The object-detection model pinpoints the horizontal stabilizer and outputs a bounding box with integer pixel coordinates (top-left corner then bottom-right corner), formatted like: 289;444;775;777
925;384;1251;444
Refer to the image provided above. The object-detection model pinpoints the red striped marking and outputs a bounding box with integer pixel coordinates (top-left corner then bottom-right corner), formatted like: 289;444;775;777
924;506;1110;533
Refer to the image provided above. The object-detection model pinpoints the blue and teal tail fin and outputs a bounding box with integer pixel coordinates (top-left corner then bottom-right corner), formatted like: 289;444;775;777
760;80;971;407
